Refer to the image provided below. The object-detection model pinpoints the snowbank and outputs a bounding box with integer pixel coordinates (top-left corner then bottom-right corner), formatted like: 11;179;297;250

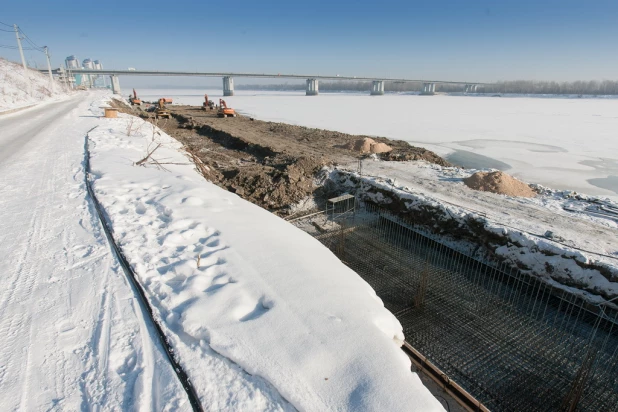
0;57;71;112
87;101;444;411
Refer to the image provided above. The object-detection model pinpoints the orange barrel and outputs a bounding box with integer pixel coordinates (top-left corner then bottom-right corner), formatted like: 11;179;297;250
104;108;119;118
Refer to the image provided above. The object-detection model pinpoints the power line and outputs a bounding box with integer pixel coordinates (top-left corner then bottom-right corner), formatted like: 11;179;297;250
0;44;36;50
19;29;42;47
0;21;12;27
17;26;44;52
0;28;14;32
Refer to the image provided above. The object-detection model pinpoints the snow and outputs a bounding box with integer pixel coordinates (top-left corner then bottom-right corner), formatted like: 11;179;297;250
132;88;618;200
86;96;444;411
0;91;189;411
0;57;72;112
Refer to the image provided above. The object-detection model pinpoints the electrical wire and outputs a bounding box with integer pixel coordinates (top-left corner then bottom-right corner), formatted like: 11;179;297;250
0;44;36;50
0;21;12;27
0;28;14;32
17;27;44;51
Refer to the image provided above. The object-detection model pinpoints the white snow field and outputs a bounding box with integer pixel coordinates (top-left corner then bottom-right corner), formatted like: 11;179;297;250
0;58;72;113
0;93;189;411
133;88;618;200
87;98;445;411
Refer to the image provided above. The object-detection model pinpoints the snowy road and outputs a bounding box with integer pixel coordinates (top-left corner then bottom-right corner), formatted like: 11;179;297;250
0;95;188;411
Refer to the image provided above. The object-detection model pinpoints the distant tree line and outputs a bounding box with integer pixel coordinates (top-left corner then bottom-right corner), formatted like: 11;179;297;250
237;80;618;95
479;80;618;95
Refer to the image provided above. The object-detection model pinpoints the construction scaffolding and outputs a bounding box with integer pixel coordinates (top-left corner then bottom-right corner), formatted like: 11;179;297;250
293;203;618;412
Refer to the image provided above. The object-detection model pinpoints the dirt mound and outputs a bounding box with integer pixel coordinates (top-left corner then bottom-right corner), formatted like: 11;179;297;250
370;142;392;153
222;155;325;212
348;138;392;154
354;138;374;153
464;171;536;197
380;149;451;166
138;104;451;215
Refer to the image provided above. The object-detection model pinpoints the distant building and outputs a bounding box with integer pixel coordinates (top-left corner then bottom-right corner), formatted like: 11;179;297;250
92;60;105;87
81;59;94;87
65;55;79;69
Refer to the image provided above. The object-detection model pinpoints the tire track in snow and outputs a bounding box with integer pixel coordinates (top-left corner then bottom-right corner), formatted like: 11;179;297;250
2;155;50;409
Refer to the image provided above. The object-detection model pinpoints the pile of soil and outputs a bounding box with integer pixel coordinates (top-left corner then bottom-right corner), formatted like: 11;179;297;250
464;171;536;197
164;106;449;166
344;138;393;154
153;114;329;213
222;155;325;211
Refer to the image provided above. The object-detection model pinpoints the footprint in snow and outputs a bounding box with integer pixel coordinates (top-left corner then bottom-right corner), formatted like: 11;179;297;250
239;296;274;322
181;196;204;206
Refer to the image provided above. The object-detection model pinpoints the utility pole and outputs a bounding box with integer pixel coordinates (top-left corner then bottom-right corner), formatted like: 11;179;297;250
14;24;32;95
44;46;55;94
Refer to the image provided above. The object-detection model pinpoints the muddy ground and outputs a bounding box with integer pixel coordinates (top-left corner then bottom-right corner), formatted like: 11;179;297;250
113;100;449;215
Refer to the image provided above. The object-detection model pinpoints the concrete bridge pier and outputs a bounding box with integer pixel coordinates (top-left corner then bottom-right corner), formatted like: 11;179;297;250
306;78;319;96
464;84;478;93
223;76;234;96
421;82;435;95
110;75;121;95
370;80;385;95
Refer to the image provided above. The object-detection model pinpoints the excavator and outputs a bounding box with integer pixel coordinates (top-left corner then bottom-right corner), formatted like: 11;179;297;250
217;99;236;118
129;89;141;105
155;98;171;119
202;94;215;110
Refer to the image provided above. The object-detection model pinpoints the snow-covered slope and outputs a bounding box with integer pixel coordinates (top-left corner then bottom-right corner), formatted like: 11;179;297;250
87;99;445;411
0;57;71;112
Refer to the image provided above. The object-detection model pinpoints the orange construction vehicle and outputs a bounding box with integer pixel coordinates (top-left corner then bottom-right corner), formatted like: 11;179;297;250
217;99;236;118
155;98;171;119
129;89;141;105
202;94;215;110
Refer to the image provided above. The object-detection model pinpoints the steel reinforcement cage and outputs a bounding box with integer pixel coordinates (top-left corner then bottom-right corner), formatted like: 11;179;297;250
292;202;618;412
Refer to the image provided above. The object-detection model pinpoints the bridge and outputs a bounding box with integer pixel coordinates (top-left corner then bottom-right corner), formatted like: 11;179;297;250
51;68;487;96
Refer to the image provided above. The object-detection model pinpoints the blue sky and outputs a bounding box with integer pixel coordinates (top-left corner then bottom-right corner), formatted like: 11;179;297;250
1;0;618;85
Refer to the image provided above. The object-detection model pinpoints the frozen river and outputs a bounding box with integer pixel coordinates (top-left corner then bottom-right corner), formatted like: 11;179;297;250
133;88;618;199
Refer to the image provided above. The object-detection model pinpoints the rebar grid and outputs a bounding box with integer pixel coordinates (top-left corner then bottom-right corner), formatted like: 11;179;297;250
294;204;618;412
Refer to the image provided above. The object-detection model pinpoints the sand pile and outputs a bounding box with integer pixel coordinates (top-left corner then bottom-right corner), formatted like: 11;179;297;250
346;138;392;154
464;171;536;197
